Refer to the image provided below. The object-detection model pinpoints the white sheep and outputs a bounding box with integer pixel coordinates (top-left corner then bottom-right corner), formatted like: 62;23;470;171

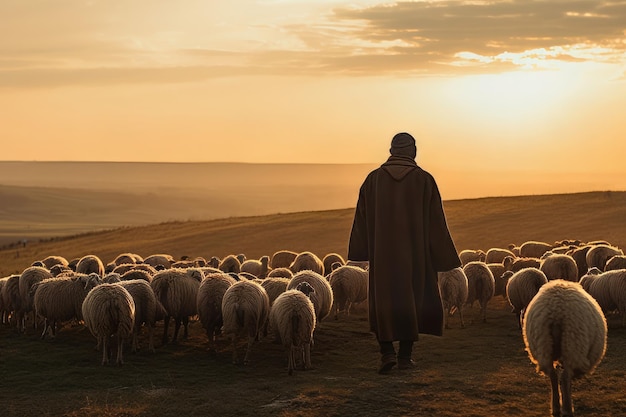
581;269;626;326
505;267;548;328
520;240;553;259
218;254;242;273
270;250;298;269
260;277;291;306
196;272;237;354
1;274;21;328
346;260;369;270
287;270;334;324
18;265;53;332
240;255;271;278
75;255;105;276
0;277;9;324
503;256;541;273
459;249;486;266
567;245;592;280
33;273;102;338
328;265;368;320
539;253;578;282
40;255;69;270
604;255;626;271
150;267;203;344
82;283;135;366
268;281;317;375
463;261;495;323
523;279;607;417
112;252;142;266
485;247;515;264
322;253;345;277
487;263;508;299
115;279;165;353
143;254;175;269
267;267;294;279
289;252;324;276
120;268;153;283
221;279;270;365
437;267;468;329
585;245;623;270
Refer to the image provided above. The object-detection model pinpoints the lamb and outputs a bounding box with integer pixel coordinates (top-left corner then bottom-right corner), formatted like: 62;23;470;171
485;247;515;264
328;265;368;320
150;268;204;344
270;250;298;269
218;254;242;274
268;282;317;375
267;267;293;279
505;267;548;328
523;279;607;417
322;253;345;277
260;277;291;306
116;279;165;353
81;283;136;366
143;254;175;269
240;255;271;279
604;255;626;271
33;273;102;338
459;249;486;266
585;245;623;270
539;253;578;282
438;268;468;329
221;279;270;365
519;240;553;259
75;255;105;276
18;265;53;332
289;251;324;276
463;261;495;323
287;270;334;324
196;272;237;354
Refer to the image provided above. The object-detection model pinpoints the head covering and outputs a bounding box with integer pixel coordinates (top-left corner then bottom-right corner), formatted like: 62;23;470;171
390;132;416;158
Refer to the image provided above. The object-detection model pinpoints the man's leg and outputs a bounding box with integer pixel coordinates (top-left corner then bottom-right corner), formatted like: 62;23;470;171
378;340;397;374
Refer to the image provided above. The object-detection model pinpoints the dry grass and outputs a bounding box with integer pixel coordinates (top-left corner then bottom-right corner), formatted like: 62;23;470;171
1;190;626;416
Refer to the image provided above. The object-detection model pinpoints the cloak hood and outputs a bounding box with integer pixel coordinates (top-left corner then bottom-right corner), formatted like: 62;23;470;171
381;155;418;181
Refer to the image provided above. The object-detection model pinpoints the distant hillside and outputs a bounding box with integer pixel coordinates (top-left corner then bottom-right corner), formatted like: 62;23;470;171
1;191;624;276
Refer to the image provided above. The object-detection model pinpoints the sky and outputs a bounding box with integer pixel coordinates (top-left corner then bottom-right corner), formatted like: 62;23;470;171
1;0;625;199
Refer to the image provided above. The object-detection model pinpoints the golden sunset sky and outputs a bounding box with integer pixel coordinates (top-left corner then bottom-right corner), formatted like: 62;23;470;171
1;1;625;198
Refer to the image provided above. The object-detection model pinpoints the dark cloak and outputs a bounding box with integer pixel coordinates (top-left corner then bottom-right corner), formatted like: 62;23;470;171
348;155;461;341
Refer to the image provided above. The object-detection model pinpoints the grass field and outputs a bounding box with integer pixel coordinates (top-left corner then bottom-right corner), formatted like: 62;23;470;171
1;190;626;416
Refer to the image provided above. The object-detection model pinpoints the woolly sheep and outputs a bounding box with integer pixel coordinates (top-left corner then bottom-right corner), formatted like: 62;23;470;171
565;245;591;280
150;268;204;344
289;252;324;276
346;260;369;270
539;253;578;282
503;256;541;273
322;253;345;277
523;279;607;417
219;254;242;274
485;248;515;264
0;277;8;324
520;241;553;259
103;272;122;283
270;250;298;269
33;273;102;338
328;265;368;320
81;283;135;366
1;274;21;328
75;255;105;277
221;279;270;365
487;263;508;298
116;279;165;353
438;268;468;329
18;265;53;332
463;261;495;323
505;267;548;328
585;245;623;270
287;270;334;324
40;255;69;270
459;249;486;266
581;269;626;326
50;264;72;277
268;282;317;375
120;268;153;283
267;267;293;279
604;255;626;271
507;243;520;257
260;277;291;306
240;255;271;279
113;253;141;266
143;254;175;269
196;272;237;354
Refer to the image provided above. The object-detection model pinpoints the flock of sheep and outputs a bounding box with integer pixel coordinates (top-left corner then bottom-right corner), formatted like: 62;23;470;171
1;238;625;415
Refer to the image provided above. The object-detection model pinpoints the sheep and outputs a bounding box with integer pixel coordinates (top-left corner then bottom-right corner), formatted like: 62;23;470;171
487;263;508;298
0;277;9;324
508;243;520;256
290;251;324;276
566;245;592;279
260;277;291;306
523;279;607;417
438;267;468;329
463;261;495;323
1;274;21;328
505;267;548;328
287;270;334;324
520;240;553;259
267;267;293;279
18;265;53;332
50;264;72;277
585;245;623;270
113;253;141;266
268;282;317;375
581;269;626;326
40;255;69;270
116;279;165;353
196;272;237;354
81;283;135;366
219;254;242;274
485;247;515;264
221;279;270;365
75;255;105;277
33;273;102;338
539;253;578;282
604;255;626;271
328;265;368;320
270;250;298;269
208;256;221;268
322;253;345;277
150;268;203;344
346;260;369;270
103;272;122;283
458;249;486;266
503;256;541;273
120;268;153;283
143;254;175;269
240;255;271;279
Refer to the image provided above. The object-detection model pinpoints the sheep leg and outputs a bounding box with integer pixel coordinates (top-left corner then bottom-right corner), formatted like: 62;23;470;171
243;336;255;365
147;325;155;353
304;342;312;370
231;337;239;364
40;319;49;339
287;345;295;375
458;306;465;328
116;335;124;366
162;315;170;345
548;367;561;417
560;368;573;417
172;318;182;344
101;335;109;366
182;316;190;339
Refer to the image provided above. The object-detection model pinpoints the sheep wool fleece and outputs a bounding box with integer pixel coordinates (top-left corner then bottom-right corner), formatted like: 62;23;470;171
348;155;461;340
